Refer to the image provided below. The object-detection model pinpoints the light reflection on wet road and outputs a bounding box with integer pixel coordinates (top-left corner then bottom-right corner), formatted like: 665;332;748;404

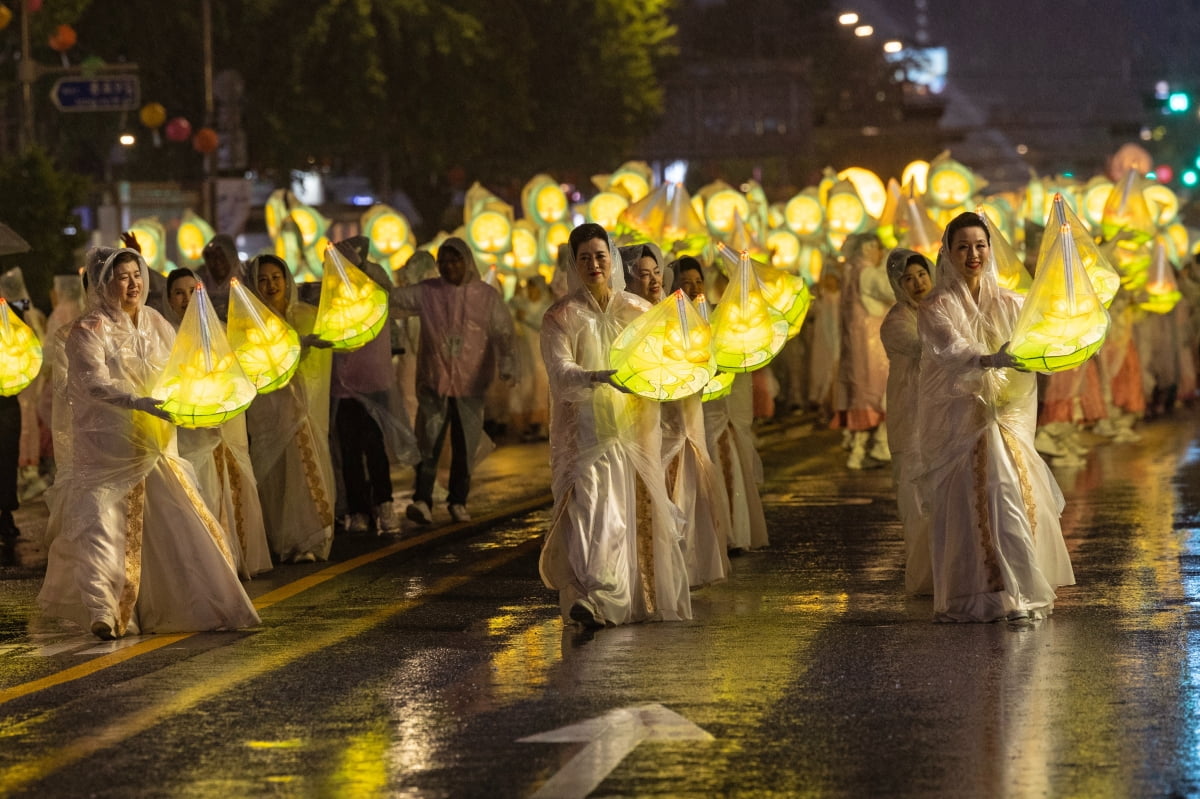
1;414;1200;796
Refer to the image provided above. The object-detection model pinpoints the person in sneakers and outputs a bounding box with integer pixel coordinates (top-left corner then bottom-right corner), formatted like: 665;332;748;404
330;237;416;535
880;248;934;595
389;237;516;525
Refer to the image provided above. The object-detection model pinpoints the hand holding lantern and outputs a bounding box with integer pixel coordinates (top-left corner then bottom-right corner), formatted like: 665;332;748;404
0;298;42;396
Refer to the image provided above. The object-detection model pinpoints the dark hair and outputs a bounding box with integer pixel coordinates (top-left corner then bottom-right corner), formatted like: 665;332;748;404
166;267;197;294
672;256;704;279
944;212;990;245
569;222;608;256
905;253;932;273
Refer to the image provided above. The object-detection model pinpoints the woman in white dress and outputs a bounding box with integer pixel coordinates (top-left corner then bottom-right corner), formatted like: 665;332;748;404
38;247;259;639
879;248;934;595
917;213;1075;623
244;254;336;563
538;223;691;628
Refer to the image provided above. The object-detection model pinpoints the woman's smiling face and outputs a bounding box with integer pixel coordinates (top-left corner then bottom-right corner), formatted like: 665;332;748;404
948;226;990;285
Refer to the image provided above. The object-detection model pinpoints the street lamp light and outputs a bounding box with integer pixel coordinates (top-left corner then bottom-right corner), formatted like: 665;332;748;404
118;133;136;147
838;12;859;25
884;40;903;53
854;24;874;37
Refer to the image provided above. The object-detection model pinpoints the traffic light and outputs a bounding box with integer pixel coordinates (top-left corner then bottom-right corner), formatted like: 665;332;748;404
1168;91;1191;113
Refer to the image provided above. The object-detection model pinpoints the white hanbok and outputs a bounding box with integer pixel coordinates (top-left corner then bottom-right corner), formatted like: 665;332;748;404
538;236;691;626
703;373;769;551
244;256;335;563
38;248;259;637
917;230;1075;622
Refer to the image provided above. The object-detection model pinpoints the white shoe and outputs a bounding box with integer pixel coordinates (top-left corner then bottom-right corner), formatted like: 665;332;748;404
406;501;432;525
375;501;401;534
448;503;471;523
294;551;317;563
1034;428;1066;457
347;512;370;534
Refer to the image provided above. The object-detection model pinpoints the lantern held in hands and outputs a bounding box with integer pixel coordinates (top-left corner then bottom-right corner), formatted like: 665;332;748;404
1008;224;1110;373
716;245;812;338
0;298;42;396
312;246;389;351
226;279;301;393
609;290;716;400
1040;193;1120;307
1139;239;1182;315
152;284;257;427
979;208;1031;293
710;252;789;372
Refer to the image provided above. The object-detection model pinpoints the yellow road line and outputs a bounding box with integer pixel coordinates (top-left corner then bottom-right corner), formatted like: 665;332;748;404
0;494;551;708
0;538;541;796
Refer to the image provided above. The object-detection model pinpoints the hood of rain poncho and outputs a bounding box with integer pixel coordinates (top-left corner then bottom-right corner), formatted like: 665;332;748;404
618;242;670;293
439;236;481;284
931;214;1009;352
564;231;627;310
841;232;879;263
886;248;933;310
159;267;199;327
246;254;300;320
201;234;241;279
399;250;437;286
0;266;31;303
85;247;152;315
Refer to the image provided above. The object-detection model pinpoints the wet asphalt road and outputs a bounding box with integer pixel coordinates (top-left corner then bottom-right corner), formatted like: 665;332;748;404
2;412;1200;798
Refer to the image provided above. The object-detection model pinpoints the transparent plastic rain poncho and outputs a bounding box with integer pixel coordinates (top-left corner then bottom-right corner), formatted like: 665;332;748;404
916;220;1074;621
152;283;257;427
879;248;933;594
37;247;258;636
836;233;892;430
537;231;691;625
0;298;41;395
979;210;1031;294
243;254;335;561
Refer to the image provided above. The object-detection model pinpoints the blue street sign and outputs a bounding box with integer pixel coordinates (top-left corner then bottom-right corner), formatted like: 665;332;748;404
50;75;140;112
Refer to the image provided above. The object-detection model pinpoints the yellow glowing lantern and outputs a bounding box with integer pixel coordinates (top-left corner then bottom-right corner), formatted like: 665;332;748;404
1022;173;1046;227
618;183;709;253
362;205;412;259
540;221;571;267
1144;184;1180;228
290;203;329;249
710;252;790;372
586;191;629;230
766;228;802;272
1101;169;1155;243
717;244;811;337
1165;223;1190;264
705;188;751;237
798;243;825;284
1009;224;1110;373
152;284;257;427
693;297;735;402
467;210;513;254
977;198;1015;244
607;161;653;204
608;290;716;400
313;247;389;351
522;174;569;226
726;210;765;258
896;193;943;260
901;160;930;195
767;203;787;230
1080;177;1113;229
979;208;1032;293
824;181;869;250
264;190;288;240
926;153;976;209
510;221;540;275
784;190;825;238
226;279;301;393
1140;239;1182;315
126;217;168;274
837;167;888;219
0;298;41;396
177;210;215;267
1040;194;1120;307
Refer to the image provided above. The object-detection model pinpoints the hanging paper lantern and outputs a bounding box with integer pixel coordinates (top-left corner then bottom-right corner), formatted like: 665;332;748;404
979;208;1031;294
509;221;540;274
1041;194;1120;307
165;117;192;143
539;221;571;267
1140;239;1182;315
1101;169;1155;244
608;290;715;400
837;167;888;219
312;246;389;351
176;210;215;267
139;103;167;130
125;218;168;275
264;189;288;240
192;127;219;154
152;284;257;427
605;161;653;204
48;24;76;52
466;209;513;254
710;252;789;372
784;189;825;238
0;299;42;397
362;204;414;271
226;279;301;393
1008;224;1110;373
1144;184;1180;228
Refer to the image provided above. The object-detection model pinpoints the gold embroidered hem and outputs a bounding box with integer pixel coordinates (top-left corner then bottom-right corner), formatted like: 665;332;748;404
999;427;1038;541
218;443;248;557
117;482;146;636
296;420;334;528
634;476;656;616
971;434;1005;594
167;457;238;570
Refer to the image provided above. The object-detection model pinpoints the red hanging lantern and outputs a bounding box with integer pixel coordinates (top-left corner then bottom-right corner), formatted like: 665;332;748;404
48;24;76;52
164;117;192;143
192;127;219;154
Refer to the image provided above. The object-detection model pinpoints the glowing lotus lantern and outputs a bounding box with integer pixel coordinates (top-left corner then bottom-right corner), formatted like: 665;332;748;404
226;278;301;393
152;284;257;427
605;161;653;204
979;207;1031;294
362;204;415;271
264;189;289;240
710;252;789;372
1101;169;1155;244
875;178;903;248
926;152;978;210
312;246;389;351
522;174;569;226
608;290;716;400
896;192;943;260
694;297;734;402
1140;239;1182;315
586;191;629;230
704;185;751;237
539;221;571;268
177;210;215;268
837;167;888;219
618;182;708;253
125;217;169;274
1081;177;1114;228
824;180;870;251
766;228;802;272
1144;183;1180;228
901;160;930;195
0;298;42;396
977;197;1015;244
1040;194;1120;307
1008;224;1110;373
726;210;765;259
1164;223;1191;264
509;221;540;276
717;244;811;338
783;189;825;239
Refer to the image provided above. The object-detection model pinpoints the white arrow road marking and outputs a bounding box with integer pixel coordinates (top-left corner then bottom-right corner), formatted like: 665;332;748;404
519;703;713;799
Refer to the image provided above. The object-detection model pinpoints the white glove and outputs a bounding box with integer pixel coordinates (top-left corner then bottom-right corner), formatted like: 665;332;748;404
131;396;173;421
